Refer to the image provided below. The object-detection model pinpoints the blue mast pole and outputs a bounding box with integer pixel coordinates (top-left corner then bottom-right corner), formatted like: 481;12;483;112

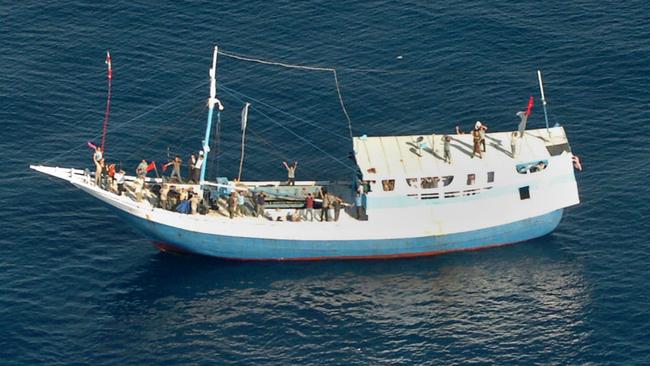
200;45;224;188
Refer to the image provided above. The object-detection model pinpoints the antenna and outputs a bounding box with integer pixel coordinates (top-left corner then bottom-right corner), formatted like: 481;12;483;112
100;50;113;152
537;70;550;136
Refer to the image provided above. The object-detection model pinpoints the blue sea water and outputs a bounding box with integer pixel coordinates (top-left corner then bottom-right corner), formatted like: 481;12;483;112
2;0;650;364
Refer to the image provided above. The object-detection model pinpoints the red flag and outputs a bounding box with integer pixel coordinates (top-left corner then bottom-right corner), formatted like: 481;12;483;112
525;96;534;117
146;161;156;172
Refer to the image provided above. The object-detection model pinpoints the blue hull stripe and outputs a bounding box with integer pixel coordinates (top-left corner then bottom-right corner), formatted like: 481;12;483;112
113;208;564;260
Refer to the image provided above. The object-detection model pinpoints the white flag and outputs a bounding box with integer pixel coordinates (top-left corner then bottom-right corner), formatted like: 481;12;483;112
241;102;251;132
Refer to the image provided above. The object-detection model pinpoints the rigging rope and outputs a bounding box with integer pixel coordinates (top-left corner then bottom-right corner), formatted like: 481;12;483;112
219;84;350;141
218;50;355;141
220;86;356;173
41;81;205;165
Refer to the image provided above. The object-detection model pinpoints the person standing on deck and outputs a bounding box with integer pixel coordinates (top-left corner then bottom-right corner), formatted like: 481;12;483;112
193;151;204;183
188;154;196;183
237;190;246;216
283;161;297;186
320;188;330;222
164;156;183;183
94;157;103;187
355;191;363;219
92;147;103;187
304;193;314;221
333;196;342;221
510;131;519;158
159;184;169;210
255;192;266;217
476;121;488;152
107;163;116;190
471;124;483;159
100;159;109;190
134;176;145;202
442;135;452;164
115;169;126;196
227;192;237;219
136;159;148;178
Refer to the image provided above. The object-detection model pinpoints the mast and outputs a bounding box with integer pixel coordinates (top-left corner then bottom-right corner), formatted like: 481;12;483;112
199;45;224;187
537;70;550;135
238;102;251;181
100;50;113;152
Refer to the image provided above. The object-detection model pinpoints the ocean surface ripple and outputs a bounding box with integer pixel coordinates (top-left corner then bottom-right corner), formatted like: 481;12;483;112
1;1;649;364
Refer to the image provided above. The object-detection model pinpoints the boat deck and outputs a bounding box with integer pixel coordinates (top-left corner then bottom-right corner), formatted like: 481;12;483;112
354;127;569;179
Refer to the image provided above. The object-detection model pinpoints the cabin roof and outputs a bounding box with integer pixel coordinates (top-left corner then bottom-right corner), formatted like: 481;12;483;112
352;127;568;180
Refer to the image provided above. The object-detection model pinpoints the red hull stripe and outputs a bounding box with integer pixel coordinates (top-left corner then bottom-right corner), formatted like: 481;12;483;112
151;240;520;262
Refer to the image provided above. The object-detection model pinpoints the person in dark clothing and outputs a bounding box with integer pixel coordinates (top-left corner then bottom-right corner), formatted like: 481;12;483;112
255;192;266;217
333;196;342;221
319;188;329;222
188;154;196;183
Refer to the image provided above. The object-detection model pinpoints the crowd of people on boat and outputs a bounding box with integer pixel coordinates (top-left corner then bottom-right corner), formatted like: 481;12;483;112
90;146;365;222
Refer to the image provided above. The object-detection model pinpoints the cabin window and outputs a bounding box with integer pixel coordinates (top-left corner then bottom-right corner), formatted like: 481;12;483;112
516;160;549;174
406;178;419;188
467;174;476;185
421;177;439;189
530;161;547;173
519;186;530;200
442;176;454;187
487;171;495;183
382;179;395;192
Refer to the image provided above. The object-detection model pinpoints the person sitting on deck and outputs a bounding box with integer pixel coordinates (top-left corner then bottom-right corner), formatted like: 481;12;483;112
287;209;302;222
283;161;298;186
